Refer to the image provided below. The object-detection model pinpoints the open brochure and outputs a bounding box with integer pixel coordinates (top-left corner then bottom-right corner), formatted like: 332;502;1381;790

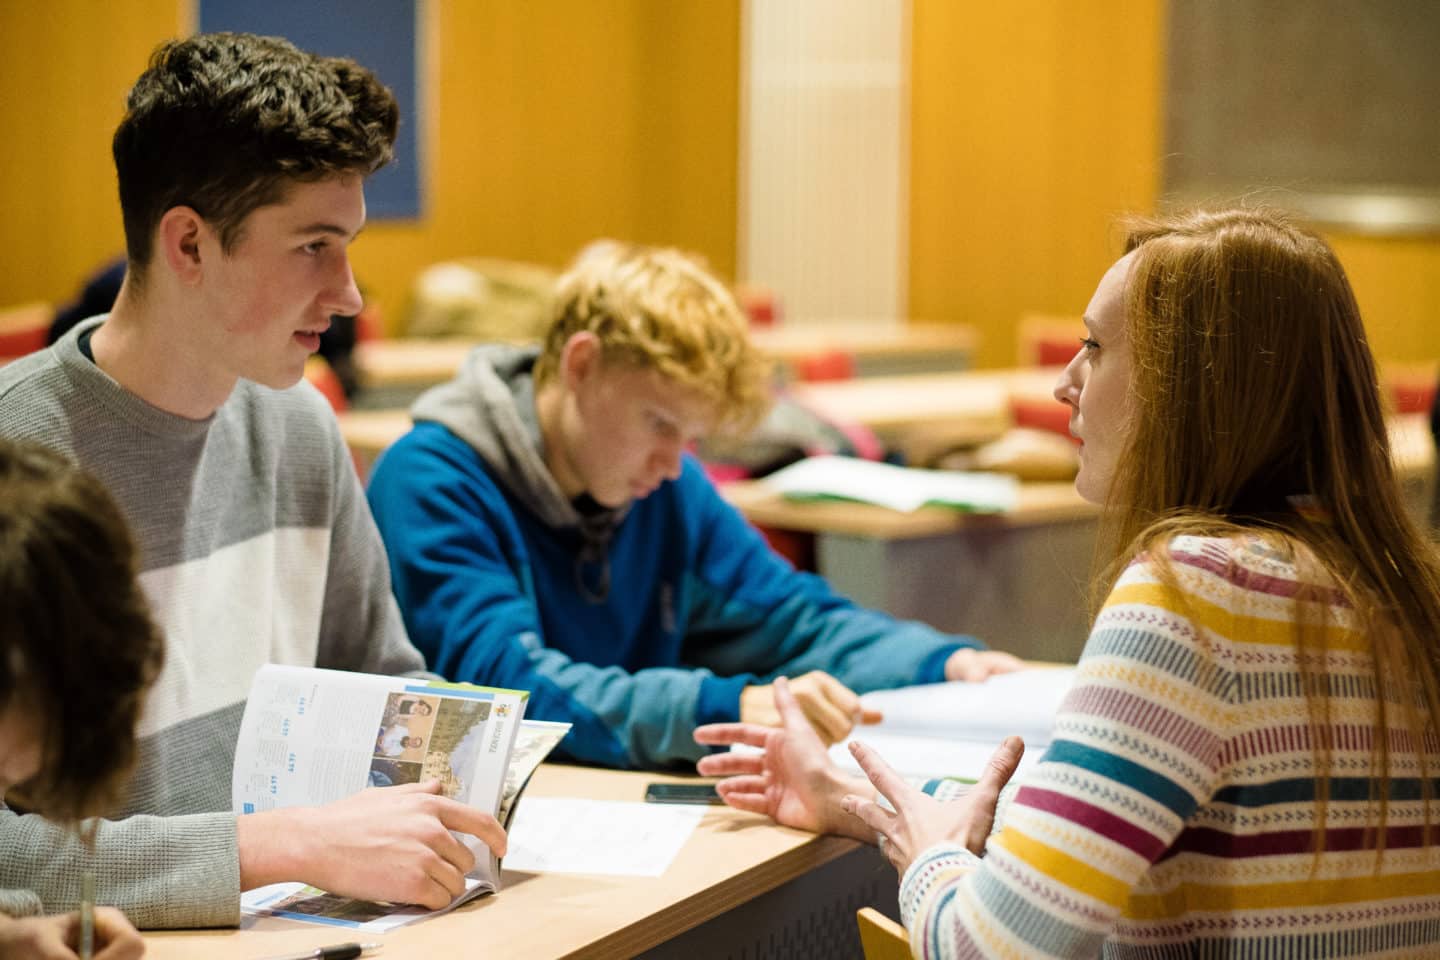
762;454;1020;513
829;667;1076;781
233;665;570;932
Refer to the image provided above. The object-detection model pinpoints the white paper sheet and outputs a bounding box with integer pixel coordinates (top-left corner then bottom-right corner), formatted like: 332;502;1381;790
762;455;1020;513
502;798;707;877
827;668;1077;780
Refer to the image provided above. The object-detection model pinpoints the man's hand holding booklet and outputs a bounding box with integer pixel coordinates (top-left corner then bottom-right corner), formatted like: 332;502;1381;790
233;665;568;932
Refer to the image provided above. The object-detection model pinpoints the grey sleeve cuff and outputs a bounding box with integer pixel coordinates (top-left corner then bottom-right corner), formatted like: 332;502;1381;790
0;888;43;918
0;809;242;929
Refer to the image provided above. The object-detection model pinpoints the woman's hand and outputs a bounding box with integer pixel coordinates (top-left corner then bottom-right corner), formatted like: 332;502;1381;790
841;735;1024;875
695;677;876;841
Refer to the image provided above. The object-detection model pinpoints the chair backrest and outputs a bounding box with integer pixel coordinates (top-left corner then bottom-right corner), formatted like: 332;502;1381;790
304;356;349;414
0;301;53;360
856;907;910;960
1389;369;1438;416
734;283;781;327
1017;312;1081;367
793;348;857;382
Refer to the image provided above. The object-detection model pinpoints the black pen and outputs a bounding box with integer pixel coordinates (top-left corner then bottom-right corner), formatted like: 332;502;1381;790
258;942;382;960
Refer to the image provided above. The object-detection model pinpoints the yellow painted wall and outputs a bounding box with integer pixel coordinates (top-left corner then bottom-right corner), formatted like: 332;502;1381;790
0;1;183;310
0;1;739;334
908;0;1165;369
906;0;1440;369
354;1;740;332
1325;233;1440;366
2;1;1435;365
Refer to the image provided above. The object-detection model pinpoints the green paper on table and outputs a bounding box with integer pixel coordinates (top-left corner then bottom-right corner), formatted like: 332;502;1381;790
763;455;1019;513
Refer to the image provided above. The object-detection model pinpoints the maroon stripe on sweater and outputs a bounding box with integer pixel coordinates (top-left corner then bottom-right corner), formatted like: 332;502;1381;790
1216;721;1439;767
1164;545;1351;607
1158;823;1435;862
1015;786;1169;861
1067;685;1223;761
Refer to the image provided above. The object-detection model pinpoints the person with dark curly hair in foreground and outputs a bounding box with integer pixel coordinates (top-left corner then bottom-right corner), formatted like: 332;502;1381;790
0;440;164;959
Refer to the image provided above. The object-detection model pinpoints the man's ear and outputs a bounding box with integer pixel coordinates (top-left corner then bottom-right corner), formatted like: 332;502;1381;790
155;206;209;285
558;331;602;390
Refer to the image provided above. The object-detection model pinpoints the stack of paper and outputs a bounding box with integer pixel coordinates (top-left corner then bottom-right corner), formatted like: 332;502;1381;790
831;667;1077;781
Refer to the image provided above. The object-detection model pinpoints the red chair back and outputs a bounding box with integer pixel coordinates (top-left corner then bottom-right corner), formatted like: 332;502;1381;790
1392;379;1437;415
0;302;52;359
1011;395;1076;443
793;349;856;382
304;357;349;413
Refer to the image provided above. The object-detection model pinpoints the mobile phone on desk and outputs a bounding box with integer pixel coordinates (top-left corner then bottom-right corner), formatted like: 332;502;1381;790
644;782;724;805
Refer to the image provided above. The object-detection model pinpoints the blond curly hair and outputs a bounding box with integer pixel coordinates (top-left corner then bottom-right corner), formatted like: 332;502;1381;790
534;241;773;436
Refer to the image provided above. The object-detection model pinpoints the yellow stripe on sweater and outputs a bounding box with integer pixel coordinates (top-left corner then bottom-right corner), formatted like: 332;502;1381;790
1104;582;1364;652
996;828;1132;909
1124;868;1440;919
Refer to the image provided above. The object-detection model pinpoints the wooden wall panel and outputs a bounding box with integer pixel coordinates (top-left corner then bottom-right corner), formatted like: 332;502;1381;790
1;0;1434;366
0;1;739;335
907;0;1164;368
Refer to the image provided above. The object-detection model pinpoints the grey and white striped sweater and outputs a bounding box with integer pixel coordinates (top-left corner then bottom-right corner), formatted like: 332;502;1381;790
0;317;424;928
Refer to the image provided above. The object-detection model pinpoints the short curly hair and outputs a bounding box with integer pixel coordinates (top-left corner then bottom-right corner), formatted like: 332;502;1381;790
535;241;773;436
113;32;398;285
0;441;164;822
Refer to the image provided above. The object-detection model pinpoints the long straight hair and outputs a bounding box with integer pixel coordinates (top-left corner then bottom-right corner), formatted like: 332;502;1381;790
1091;208;1440;852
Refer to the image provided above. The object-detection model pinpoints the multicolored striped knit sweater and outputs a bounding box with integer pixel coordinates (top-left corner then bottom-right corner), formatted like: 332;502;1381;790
898;534;1440;958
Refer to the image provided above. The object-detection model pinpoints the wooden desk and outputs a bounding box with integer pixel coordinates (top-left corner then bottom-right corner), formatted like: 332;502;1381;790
353;337;488;391
753;322;977;376
339;366;1061;475
143;764;895;959
726;480;1101;663
723;413;1435;662
339;408;411;475
351;324;978;407
788;367;1062;457
338;382;1435;659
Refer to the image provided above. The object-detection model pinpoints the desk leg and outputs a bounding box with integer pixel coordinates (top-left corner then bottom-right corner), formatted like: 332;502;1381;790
816;520;1096;663
638;844;898;960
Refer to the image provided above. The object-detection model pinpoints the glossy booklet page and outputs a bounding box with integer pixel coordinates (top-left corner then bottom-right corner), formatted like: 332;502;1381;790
233;664;560;932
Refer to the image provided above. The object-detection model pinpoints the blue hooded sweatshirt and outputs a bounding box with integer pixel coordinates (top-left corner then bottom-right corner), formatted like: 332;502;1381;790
366;345;981;768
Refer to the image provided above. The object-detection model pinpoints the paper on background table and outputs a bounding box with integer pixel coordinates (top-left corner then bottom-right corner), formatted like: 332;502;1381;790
762;455;1020;513
502;798;707;877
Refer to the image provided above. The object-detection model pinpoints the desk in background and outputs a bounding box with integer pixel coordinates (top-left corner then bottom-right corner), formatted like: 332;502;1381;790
727;413;1435;662
726;480;1100;663
351;322;978;408
339;365;1057;476
752;321;977;377
143;764;896;960
788;366;1062;461
337;364;1436;660
340;408;411;476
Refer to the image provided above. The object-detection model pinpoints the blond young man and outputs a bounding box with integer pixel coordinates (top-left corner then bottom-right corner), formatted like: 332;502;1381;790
367;242;1020;769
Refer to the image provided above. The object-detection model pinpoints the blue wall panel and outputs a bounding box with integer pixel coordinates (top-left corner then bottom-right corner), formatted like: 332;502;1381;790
199;0;422;219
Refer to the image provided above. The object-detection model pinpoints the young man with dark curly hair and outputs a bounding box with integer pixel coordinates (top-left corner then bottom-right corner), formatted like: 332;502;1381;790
0;33;503;930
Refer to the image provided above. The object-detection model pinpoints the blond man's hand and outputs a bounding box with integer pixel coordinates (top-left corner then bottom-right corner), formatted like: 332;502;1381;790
943;648;1027;683
739;670;882;744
